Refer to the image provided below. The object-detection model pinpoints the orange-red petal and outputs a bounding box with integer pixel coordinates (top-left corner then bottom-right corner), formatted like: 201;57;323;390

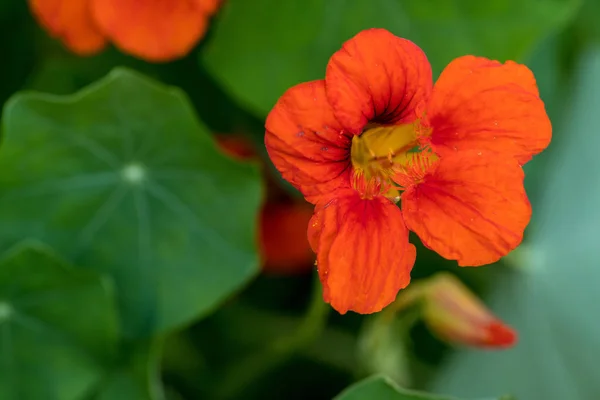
90;0;208;62
193;0;222;14
325;28;433;134
265;80;352;204
308;189;416;314
260;202;315;275
29;0;107;55
401;151;531;266
427;55;551;165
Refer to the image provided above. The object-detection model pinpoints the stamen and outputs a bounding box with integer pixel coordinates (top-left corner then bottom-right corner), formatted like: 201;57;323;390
414;118;433;147
350;121;433;199
393;150;438;189
352;169;393;199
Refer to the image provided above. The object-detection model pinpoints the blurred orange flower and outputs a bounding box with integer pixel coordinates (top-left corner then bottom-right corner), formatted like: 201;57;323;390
216;134;314;275
259;202;314;275
400;273;516;348
29;0;221;62
265;28;551;314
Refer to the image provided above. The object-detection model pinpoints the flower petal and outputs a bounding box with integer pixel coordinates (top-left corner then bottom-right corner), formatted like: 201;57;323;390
193;0;221;14
260;201;315;275
29;0;107;55
90;0;208;62
265;80;353;203
325;28;433;134
402;151;531;266
308;189;416;314
427;55;551;164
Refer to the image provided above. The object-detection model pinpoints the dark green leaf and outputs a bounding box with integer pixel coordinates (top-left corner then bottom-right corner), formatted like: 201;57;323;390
93;340;164;400
202;0;581;116
0;68;263;338
431;47;600;400
335;376;508;400
0;242;118;400
0;2;36;108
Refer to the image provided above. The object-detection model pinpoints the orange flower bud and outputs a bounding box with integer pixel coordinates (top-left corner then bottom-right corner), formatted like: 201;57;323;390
409;273;516;348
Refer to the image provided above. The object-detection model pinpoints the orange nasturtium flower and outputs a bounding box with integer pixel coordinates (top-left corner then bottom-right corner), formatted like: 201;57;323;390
265;29;551;314
29;0;221;62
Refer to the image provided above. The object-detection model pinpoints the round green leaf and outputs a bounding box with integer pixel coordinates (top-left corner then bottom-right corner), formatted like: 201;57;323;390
430;47;600;400
0;68;263;338
335;376;508;400
0;242;119;400
201;0;581;116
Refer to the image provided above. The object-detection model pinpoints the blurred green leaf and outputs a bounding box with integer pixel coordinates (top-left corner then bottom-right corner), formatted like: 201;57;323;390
335;376;506;400
0;242;118;400
202;0;581;116
26;54;136;96
0;68;263;338
574;0;600;42
93;340;163;400
357;315;411;387
26;46;263;137
430;46;600;400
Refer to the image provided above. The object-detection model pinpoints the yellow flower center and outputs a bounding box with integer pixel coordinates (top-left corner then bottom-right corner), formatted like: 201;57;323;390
350;122;436;200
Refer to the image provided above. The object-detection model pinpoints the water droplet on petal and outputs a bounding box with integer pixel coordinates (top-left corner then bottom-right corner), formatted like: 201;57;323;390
322;146;328;152
296;131;305;137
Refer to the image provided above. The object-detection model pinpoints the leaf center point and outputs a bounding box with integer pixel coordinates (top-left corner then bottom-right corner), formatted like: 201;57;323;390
0;302;13;321
122;162;146;184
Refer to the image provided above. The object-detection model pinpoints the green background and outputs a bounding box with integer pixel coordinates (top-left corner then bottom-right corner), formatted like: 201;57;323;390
0;0;596;399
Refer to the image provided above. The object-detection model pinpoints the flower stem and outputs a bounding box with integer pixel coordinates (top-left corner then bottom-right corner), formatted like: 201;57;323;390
215;272;329;398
